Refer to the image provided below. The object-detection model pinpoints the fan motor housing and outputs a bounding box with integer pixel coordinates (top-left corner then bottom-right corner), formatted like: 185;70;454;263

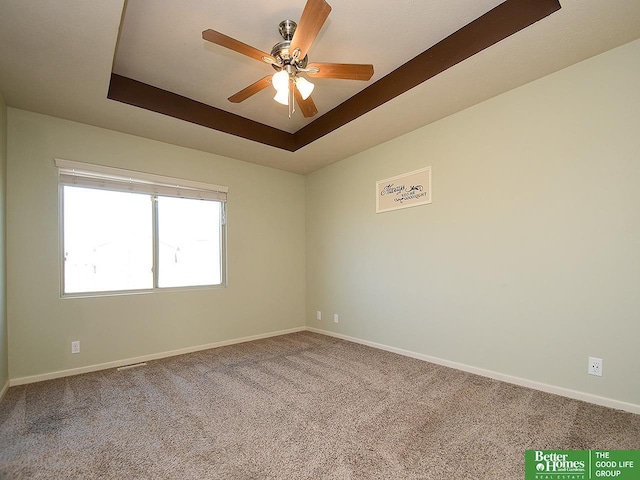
270;40;308;70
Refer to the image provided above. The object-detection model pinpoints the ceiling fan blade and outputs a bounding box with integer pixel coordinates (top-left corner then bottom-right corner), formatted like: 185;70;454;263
228;76;273;103
307;63;374;81
294;88;318;118
289;0;332;60
202;29;276;64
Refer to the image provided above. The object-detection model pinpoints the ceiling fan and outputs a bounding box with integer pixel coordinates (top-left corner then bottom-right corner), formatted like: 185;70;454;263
202;0;374;118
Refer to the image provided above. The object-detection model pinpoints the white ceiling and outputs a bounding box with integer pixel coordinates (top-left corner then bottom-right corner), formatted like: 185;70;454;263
1;0;639;174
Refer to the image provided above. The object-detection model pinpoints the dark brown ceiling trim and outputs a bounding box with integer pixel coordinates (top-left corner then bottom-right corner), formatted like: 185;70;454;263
108;0;561;152
293;0;561;149
108;74;295;151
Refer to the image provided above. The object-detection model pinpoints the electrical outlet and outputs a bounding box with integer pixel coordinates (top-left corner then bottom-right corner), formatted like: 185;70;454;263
334;314;339;324
588;356;602;376
316;311;322;321
71;341;80;354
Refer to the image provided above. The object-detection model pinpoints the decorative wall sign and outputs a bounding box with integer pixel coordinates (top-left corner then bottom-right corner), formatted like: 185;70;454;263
376;167;432;213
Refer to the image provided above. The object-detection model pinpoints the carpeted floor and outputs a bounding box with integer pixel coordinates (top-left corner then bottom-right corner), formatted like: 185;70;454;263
0;331;638;479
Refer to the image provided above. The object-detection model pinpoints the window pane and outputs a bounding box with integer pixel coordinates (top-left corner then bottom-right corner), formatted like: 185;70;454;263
157;196;222;288
63;186;153;293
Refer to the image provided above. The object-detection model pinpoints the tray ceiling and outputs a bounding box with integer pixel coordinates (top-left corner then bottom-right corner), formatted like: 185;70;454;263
1;0;639;173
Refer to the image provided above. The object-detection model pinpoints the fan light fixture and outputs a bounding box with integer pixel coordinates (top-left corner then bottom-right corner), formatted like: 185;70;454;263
273;88;289;105
203;0;374;119
271;70;315;109
295;76;314;100
272;70;291;106
272;70;290;92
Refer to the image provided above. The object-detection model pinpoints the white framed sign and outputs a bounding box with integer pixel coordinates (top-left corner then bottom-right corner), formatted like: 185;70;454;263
376;166;432;213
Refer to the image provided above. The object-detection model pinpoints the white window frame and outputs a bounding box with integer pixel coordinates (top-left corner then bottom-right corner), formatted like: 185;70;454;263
56;159;228;297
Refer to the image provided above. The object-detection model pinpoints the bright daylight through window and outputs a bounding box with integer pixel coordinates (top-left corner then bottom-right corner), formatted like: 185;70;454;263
57;159;227;295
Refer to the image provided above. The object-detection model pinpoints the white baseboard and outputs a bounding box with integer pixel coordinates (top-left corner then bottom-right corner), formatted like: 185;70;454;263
306;327;640;415
9;326;306;387
8;325;639;415
0;379;8;402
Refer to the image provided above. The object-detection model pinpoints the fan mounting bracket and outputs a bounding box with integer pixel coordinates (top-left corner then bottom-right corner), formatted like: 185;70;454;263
278;20;297;41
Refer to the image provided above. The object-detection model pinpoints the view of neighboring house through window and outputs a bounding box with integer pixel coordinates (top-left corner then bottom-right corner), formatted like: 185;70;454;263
57;159;227;295
156;195;222;288
63;187;153;293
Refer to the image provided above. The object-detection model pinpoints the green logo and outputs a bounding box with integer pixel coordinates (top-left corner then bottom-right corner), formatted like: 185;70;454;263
525;450;640;480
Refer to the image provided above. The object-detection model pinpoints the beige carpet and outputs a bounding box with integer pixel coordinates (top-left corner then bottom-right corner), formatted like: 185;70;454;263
0;331;638;479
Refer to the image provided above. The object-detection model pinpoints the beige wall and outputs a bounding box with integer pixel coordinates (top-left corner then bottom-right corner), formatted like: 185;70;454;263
306;39;640;407
4;39;639;409
0;93;7;389
7;110;306;379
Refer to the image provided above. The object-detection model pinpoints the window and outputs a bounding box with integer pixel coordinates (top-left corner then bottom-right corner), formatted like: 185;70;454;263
63;187;153;293
57;159;227;296
156;196;222;288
